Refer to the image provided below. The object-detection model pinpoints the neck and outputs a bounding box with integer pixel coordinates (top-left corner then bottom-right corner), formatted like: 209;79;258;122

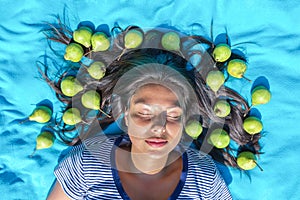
130;151;169;175
116;144;181;175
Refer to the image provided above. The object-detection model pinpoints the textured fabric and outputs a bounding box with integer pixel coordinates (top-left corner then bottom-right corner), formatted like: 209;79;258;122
54;135;232;199
1;1;300;199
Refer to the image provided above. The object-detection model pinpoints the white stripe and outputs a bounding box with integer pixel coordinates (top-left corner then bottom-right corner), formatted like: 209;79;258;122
54;135;232;199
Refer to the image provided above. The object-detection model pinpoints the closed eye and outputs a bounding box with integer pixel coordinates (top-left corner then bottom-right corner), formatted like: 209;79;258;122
138;112;152;116
137;112;153;119
167;115;181;121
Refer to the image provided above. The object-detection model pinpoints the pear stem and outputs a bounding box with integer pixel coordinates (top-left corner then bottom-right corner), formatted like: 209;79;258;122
82;65;89;71
83;49;93;57
29;148;37;158
254;160;264;171
19;118;29;124
117;48;127;61
243;105;252;117
178;50;185;59
88;47;92;59
242;75;251;82
98;108;111;118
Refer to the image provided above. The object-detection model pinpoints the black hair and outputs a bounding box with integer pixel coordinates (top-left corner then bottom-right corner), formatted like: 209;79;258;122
39;17;262;169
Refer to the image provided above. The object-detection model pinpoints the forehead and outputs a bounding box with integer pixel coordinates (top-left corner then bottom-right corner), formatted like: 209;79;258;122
130;84;180;107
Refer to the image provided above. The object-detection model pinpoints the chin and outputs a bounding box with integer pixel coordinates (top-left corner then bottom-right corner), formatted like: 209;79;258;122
145;146;174;159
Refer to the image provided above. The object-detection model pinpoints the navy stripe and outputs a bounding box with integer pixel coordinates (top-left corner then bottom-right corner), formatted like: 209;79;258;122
168;151;188;200
54;135;232;199
111;136;130;200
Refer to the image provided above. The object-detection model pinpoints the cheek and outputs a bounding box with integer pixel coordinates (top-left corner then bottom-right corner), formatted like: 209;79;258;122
166;122;183;137
166;123;183;147
127;117;150;138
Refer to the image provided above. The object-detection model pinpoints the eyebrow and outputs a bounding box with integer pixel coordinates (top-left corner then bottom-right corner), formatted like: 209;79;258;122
133;97;181;108
133;98;146;105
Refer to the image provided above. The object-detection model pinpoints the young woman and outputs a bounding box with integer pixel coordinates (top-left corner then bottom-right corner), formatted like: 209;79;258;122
42;19;262;199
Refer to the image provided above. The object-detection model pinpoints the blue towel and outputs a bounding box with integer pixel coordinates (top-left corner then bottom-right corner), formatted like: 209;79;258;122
1;0;300;199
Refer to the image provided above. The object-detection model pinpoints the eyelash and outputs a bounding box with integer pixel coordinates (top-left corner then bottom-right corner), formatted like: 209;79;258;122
168;116;181;120
137;113;181;121
137;113;152;120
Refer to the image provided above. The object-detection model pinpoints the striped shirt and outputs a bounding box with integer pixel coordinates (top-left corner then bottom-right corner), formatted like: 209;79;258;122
54;135;232;200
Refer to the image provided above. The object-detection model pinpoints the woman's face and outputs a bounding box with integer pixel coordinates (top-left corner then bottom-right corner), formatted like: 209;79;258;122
125;83;183;159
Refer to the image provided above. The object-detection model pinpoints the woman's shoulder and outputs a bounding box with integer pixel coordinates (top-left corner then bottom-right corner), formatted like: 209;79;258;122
82;134;117;151
184;148;219;181
80;134;119;160
57;134;119;166
180;148;232;199
186;148;217;170
54;135;123;199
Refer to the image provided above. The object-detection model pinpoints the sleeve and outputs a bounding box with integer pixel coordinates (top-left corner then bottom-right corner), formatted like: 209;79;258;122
54;144;88;200
208;167;233;200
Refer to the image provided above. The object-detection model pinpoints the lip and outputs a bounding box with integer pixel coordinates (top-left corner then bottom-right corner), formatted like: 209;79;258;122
145;138;168;148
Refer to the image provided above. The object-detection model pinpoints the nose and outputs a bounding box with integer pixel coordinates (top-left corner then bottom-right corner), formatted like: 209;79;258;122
150;111;167;134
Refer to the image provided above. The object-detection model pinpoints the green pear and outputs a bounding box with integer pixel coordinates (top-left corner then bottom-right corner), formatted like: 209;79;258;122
243;116;263;135
73;26;93;48
87;61;106;80
161;31;181;51
124;29;144;49
35;131;55;150
251;86;271;106
206;70;225;92
185;120;203;139
29;106;52;123
212;44;231;62
237;151;257;170
214;100;231;117
62;108;82;125
91;32;110;52
208;128;230;149
60;76;83;97
227;59;247;78
64;43;84;62
81;90;101;110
